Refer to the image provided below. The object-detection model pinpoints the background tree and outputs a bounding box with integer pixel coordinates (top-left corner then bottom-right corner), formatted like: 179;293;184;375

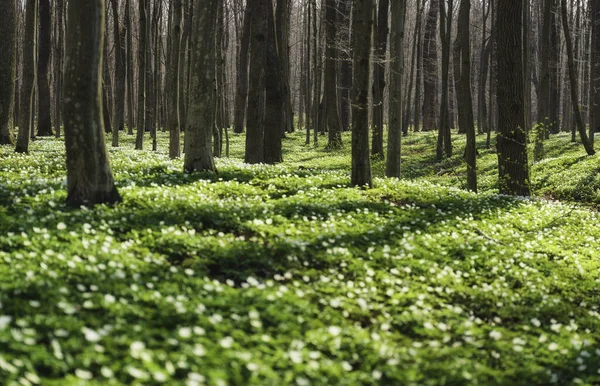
591;0;600;145
0;0;17;145
63;0;121;207
167;0;183;158
111;0;126;148
36;0;52;136
264;1;284;164
233;4;251;134
16;0;37;153
135;0;148;150
422;0;439;132
372;0;389;159
324;0;343;148
351;0;374;187
184;0;220;172
496;0;530;196
437;0;453;160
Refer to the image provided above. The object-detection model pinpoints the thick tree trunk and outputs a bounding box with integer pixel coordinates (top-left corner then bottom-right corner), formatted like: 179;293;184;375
264;1;284;164
276;0;294;134
0;0;17;145
36;0;52;136
351;0;374;187
245;0;268;163
64;0;121;207
168;0;183;158
184;0;219;172
458;0;477;192
372;0;389;158
496;0;530;196
422;0;439;132
386;0;406;178
560;0;595;155
16;0;37;153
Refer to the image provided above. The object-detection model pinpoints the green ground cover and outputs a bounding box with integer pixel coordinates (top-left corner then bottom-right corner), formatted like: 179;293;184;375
0;131;599;385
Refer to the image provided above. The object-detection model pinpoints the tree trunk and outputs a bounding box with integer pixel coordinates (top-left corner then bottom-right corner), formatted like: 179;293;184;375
276;0;294;134
458;0;477;192
168;0;183;158
325;0;343;148
414;0;424;133
135;0;148;150
372;0;389;158
338;0;352;133
111;0;126;148
234;4;251;134
560;0;595;155
54;0;65;138
264;1;284;164
351;0;374;187
590;0;600;145
126;0;135;134
245;0;268;163
404;0;424;136
16;0;37;153
36;0;52;136
437;0;453;160
496;0;530;196
312;0;320;146
102;18;113;135
184;0;219;172
422;0;439;132
64;0;121;207
0;0;17;145
386;0;406;177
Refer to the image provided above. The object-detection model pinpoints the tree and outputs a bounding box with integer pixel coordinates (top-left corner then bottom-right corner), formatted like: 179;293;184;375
111;0;126;148
496;0;530;196
371;0;389;159
422;0;439;132
135;0;148;150
591;0;600;145
167;0;183;158
560;0;595;155
183;0;219;173
54;0;65;138
245;0;268;164
15;0;37;153
63;0;121;207
233;4;251;134
264;1;284;164
125;0;135;134
457;0;476;192
324;0;343;148
351;0;374;187
36;0;52;136
436;0;453;160
0;0;17;145
386;0;406;178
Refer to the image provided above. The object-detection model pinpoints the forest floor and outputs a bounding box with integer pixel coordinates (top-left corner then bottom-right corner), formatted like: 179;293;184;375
1;130;600;385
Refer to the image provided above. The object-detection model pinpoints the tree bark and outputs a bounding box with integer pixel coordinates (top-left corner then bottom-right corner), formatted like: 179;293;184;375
125;0;135;134
36;0;52;136
135;0;148;150
184;0;219;172
337;0;352;133
16;0;37;153
168;0;183;158
351;0;374;187
437;0;453;160
422;0;439;132
325;0;343;148
64;0;121;207
591;0;600;145
0;0;17;145
111;0;126;148
233;4;251;134
372;0;389;158
560;0;595;155
496;0;531;196
264;1;284;164
386;0;406;178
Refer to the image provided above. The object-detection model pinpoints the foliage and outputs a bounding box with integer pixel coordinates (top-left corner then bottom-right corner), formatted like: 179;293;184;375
0;131;599;385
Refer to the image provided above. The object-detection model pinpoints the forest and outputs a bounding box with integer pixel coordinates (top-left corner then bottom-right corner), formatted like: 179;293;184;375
1;0;600;384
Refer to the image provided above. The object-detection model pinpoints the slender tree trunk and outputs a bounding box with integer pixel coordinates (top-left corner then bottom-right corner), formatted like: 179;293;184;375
16;0;37;153
0;0;17;145
312;0;320;146
437;0;453;160
54;0;64;138
64;0;121;207
404;0;424;136
561;0;595;154
372;0;389;158
304;1;312;145
276;0;294;134
102;11;113;134
386;0;406;177
264;0;284;164
168;0;183;158
496;0;531;195
135;0;148;150
324;0;343;148
414;1;424;133
126;0;135;134
422;0;439;132
590;0;600;145
351;0;374;187
338;0;352;133
458;0;477;192
111;0;126;148
36;0;52;136
233;4;251;134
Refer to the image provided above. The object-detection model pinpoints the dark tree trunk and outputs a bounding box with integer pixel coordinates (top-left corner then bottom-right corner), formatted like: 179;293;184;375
233;4;251;134
276;0;294;134
0;0;17;145
422;0;439;132
135;0;148;150
311;0;320;146
414;0;424;133
126;0;135;134
591;0;600;145
264;1;284;164
245;0;268;163
404;0;424;136
496;0;531;196
536;0;553;160
351;0;374;187
64;0;121;207
458;0;477;192
372;0;389;158
54;0;65;138
386;0;406;177
36;0;52;136
168;0;183;158
102;18;113;135
437;0;453;160
184;0;219;172
560;0;595;155
110;0;126;147
338;0;352;133
16;0;37;153
325;0;343;148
